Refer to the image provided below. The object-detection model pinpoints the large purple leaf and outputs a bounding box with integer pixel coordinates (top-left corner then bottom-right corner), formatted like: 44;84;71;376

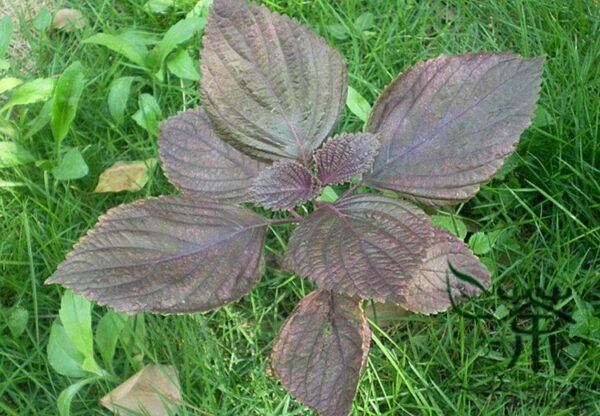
365;53;544;205
249;161;320;210
159;107;265;202
272;289;371;416
201;0;347;163
46;196;267;313
314;133;380;185
402;229;491;314
285;195;434;302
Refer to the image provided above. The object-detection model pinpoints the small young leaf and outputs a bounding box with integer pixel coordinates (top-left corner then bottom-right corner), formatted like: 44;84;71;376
327;23;349;40
96;310;128;370
0;16;13;59
0;142;34;168
430;214;467;240
317;185;339;203
249;161;320;210
53;148;89;180
51;61;85;144
51;9;88;31
354;12;374;31
401;229;491;314
272;289;370;416
166;48;200;80
143;0;174;14
2;78;55;110
59;290;102;375
468;230;503;255
94;159;156;193
25;100;52;139
57;378;96;416
346;86;371;122
100;364;181;416
7;307;29;338
0;77;22;95
34;7;52;31
315;133;379;185
107;76;135;125
365;53;544;205
159;107;265;201
285;195;434;302
132;93;162;136
201;0;347;162
147;16;205;71
83;33;148;68
46;196;268;313
47;321;87;378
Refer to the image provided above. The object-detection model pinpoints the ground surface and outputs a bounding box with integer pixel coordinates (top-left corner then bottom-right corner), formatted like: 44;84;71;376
1;0;598;415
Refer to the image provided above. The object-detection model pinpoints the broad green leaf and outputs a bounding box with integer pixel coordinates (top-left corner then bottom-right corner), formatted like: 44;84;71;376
0;16;12;58
7;307;29;338
430;214;467;240
51;61;85;144
317;185;339;204
327;23;349;41
107;76;134;125
132;93;162;136
53;148;89;180
365;53;544;205
159;108;264;201
249;161;320;210
93;159;156;193
47;321;87;378
354;12;374;31
0;77;22;95
2;78;55;110
34;6;52;31
59;290;102;375
285;195;434;302
83;33;148;68
401;229;491;314
0;142;34;168
100;364;181;416
166;48;200;80
25;100;52;139
51;9;87;31
57;378;96;416
315;133;379;185
95;310;127;370
201;0;347;162
468;230;503;255
346;86;371;122
147;16;205;71
46;196;268;313
143;0;173;14
272;289;370;416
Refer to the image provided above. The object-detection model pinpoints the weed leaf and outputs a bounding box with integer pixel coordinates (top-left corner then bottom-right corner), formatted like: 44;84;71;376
47;321;87;378
51;61;85;145
2;78;54;110
53;148;89;180
107;76;135;125
0;142;34;168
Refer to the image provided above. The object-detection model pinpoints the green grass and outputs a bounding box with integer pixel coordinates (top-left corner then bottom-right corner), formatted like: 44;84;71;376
1;0;599;414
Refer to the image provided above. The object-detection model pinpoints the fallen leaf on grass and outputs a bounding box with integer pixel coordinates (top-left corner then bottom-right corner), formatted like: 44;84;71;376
51;9;88;31
94;159;156;193
100;364;181;416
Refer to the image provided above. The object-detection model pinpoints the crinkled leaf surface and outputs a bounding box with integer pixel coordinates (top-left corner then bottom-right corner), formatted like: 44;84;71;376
365;53;544;205
272;289;370;416
402;229;491;314
201;0;347;162
159;108;264;201
285;195;434;302
46;196;267;313
315;133;379;185
249;161;319;210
